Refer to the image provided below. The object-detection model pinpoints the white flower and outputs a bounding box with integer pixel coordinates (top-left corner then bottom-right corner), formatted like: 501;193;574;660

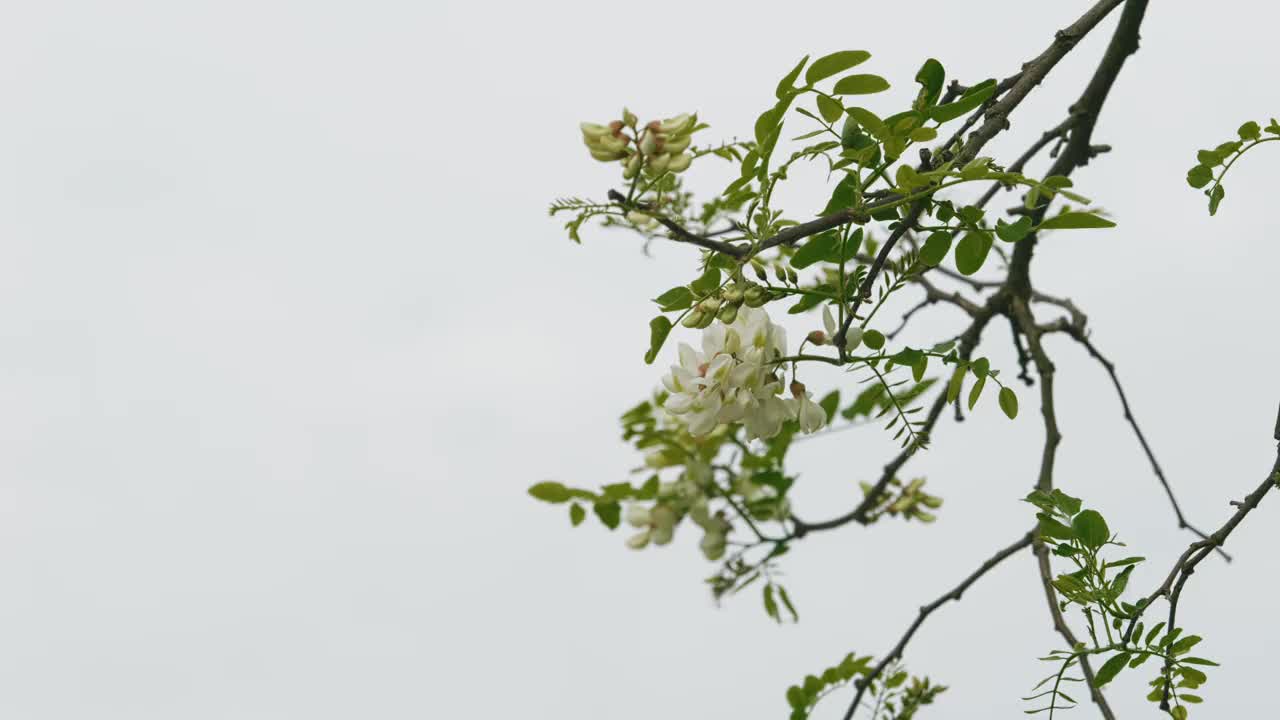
660;306;791;440
823;304;862;351
624;502;678;549
790;381;827;434
689;509;732;561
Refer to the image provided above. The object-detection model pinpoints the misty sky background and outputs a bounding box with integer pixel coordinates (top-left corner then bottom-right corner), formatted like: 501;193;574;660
0;1;1277;718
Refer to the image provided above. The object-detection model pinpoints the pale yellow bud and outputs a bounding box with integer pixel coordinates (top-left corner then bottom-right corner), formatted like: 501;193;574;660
596;134;628;153
648;153;671;174
659;113;694;135
622;108;638;127
663;134;692;155
589;146;626;162
623;153;642;178
580;122;611;140
667;152;692;173
639;132;659;156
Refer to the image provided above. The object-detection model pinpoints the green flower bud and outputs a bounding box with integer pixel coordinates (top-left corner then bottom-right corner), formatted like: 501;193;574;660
639;132;659;156
717;303;738;324
786;267;799;284
721;286;744;304
667;152;692;173
664;134;692;155
622;108;638;127
623;153;642;179
698;297;721;314
743;285;767;307
580;122;612;140
659;113;695;135
648;153;671;174
682;309;706;328
596;133;628;154
774;265;787;283
588;146;626;162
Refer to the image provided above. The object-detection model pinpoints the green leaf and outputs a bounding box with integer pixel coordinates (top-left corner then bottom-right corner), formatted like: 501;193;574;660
818;390;841;422
1043;493;1078;520
1170;635;1202;655
1186;165;1213;189
914;58;945;108
763;583;780;621
946;365;966;404
1238;120;1261;141
832;74;890;95
822;175;857;215
777;584;799;621
786;685;807;710
1036;212;1116;231
920;231;953;266
1208;184;1225;215
928;79;996;123
1072;509;1110;550
644;315;673;365
776;56;809;99
862;329;885;350
1181;657;1219;667
1038;514;1075;541
967;374;986;410
996;216;1033;243
805;50;871;85
1093;652;1131;687
690;267;720;295
998;386;1019;419
845;107;888;139
653;286;693;311
528;481;571;504
593;501;621;529
791;231;840;268
755;106;781;148
569;502;586;526
954;230;993;275
816;95;844;124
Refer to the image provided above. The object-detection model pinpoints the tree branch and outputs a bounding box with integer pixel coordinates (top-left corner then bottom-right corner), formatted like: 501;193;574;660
1064;327;1231;560
840;530;1036;720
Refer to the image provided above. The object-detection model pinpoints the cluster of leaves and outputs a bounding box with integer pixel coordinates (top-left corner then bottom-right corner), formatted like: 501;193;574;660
1185;118;1280;215
1026;490;1216;718
785;653;945;720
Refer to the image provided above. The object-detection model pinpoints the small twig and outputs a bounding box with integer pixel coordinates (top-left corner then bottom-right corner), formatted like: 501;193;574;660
841;530;1036;720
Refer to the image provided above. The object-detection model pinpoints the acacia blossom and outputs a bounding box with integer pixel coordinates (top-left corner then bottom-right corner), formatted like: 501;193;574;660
662;307;828;439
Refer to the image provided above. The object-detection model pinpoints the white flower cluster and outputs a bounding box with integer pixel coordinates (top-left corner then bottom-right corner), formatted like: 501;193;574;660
624;462;733;560
661;307;827;439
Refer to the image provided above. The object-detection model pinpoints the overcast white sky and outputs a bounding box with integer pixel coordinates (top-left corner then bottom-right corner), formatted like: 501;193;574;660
0;1;1276;718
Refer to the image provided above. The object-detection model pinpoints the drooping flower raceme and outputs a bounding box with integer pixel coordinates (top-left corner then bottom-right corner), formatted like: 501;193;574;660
661;306;825;439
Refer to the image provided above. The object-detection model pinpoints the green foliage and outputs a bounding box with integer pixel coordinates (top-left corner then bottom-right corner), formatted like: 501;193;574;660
785;652;945;720
1025;491;1217;717
1186;117;1280;215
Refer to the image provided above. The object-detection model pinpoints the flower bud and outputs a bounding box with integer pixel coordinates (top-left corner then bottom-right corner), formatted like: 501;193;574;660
639;132;659;156
588;146;625;162
622;108;638;126
774;265;787;283
659;113;694;135
751;260;768;281
722;286;744;304
580;122;612;140
743;285;767;307
844;326;864;351
648;153;671;174
682;309;706;328
697;297;721;314
608;120;625;134
664;134;692;155
807;330;828;346
667;152;692;173
596;134;628;153
623;153;642;179
717;303;738;324
790;381;806;399
785;267;799;284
